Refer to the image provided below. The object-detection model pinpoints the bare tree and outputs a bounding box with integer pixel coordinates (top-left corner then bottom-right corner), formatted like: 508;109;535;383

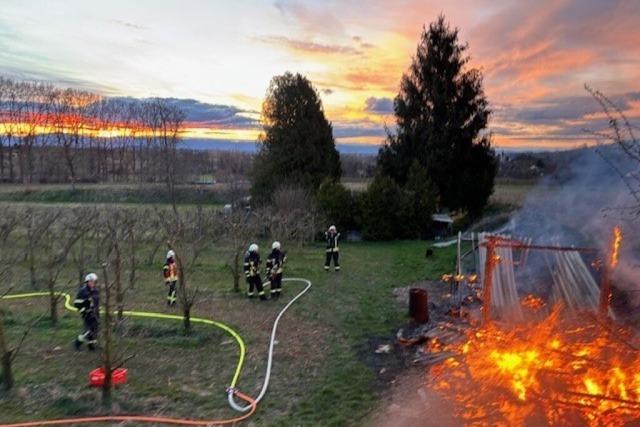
0;209;41;391
223;209;259;293
101;208;130;321
263;185;319;246
39;209;83;324
159;207;215;333
68;207;98;284
23;208;59;289
50;88;101;190
0;291;43;391
586;85;640;218
99;262;133;407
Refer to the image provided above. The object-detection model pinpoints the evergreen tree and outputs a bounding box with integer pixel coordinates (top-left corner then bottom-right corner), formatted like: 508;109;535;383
251;72;341;204
359;175;413;240
377;15;496;216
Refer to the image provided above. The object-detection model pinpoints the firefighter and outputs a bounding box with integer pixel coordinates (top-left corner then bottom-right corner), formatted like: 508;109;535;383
246;243;267;300
266;241;287;298
74;273;100;351
324;225;340;271
163;250;178;306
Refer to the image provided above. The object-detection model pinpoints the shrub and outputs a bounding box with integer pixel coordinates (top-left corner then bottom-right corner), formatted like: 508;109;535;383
316;179;359;232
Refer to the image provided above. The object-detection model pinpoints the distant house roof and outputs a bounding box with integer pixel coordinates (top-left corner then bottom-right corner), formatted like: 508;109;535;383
432;213;453;224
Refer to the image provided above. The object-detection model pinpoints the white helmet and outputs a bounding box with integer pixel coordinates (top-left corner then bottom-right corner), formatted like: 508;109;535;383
329;225;337;232
249;243;259;253
85;273;98;283
272;241;281;250
166;250;175;259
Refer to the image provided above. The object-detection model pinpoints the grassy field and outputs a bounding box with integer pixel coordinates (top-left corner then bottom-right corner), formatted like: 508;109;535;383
0;238;457;426
0;183;224;206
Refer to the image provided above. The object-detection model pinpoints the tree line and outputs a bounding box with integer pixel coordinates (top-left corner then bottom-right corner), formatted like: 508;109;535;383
0;77;206;186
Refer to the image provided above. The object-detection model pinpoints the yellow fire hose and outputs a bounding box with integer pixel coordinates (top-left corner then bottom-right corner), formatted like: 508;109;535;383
0;279;312;426
1;291;248;390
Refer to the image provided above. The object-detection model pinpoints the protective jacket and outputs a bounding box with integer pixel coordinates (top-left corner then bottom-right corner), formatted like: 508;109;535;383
163;258;178;282
266;248;286;277
325;232;340;252
74;284;99;318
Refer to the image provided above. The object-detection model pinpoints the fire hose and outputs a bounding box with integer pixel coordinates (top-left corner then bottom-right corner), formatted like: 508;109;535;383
227;277;312;412
0;277;312;426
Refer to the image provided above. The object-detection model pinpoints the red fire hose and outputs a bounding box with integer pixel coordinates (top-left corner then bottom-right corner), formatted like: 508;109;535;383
0;389;256;426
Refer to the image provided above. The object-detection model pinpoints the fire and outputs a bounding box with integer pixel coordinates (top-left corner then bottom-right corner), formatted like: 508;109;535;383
429;306;640;426
520;294;545;311
609;226;623;268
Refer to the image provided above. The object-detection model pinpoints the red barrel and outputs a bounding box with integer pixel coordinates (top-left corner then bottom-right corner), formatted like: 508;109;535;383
409;288;429;323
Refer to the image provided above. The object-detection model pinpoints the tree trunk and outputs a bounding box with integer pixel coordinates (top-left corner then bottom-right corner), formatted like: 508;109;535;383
128;229;136;290
0;319;14;390
8;142;14;183
0;352;13;390
0;142;4;182
114;243;123;321
28;245;37;289
182;307;191;333
49;288;58;325
101;265;113;408
233;251;240;292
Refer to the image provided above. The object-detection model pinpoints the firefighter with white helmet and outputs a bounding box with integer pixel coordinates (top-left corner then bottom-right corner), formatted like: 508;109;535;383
244;243;266;300
74;273;100;351
163;250;178;306
266;241;287;298
324;225;341;271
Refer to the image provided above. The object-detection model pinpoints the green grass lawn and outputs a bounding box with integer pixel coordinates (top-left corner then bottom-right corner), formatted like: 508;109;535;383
0;183;223;206
0;239;457;426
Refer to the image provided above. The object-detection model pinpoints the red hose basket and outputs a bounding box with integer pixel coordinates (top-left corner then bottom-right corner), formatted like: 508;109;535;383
89;367;128;387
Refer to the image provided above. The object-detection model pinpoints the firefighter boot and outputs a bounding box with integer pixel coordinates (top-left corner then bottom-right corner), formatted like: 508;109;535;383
74;338;82;351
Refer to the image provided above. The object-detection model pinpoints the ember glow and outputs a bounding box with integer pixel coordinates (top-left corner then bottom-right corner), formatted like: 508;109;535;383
430;306;640;426
520;294;545;311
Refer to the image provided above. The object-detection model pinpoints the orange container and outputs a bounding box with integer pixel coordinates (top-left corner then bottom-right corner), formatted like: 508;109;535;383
89;367;128;387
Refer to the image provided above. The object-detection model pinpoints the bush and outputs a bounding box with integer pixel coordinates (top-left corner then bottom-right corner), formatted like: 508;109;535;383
315;179;359;232
359;176;413;240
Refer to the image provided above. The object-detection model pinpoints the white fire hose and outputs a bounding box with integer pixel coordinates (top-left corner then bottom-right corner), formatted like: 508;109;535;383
227;277;312;412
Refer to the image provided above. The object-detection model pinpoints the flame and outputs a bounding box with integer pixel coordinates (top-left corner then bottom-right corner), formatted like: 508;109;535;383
609;226;623;268
429;306;640;426
520;294;545;311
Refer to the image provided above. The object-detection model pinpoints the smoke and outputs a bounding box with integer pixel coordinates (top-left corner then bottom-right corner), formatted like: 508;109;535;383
503;144;640;308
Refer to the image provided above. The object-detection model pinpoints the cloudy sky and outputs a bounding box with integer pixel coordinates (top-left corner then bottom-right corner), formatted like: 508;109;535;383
1;0;639;151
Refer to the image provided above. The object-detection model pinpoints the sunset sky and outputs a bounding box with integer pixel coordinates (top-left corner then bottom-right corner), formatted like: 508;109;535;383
1;0;639;151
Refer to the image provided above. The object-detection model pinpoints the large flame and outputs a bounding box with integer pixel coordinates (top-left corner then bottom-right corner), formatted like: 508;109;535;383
429;305;640;426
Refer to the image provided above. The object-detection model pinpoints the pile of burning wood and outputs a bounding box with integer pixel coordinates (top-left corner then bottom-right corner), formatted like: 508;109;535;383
428;305;640;426
410;227;640;425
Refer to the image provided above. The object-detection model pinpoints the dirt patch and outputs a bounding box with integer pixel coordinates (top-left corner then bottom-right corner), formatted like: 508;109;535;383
367;367;459;427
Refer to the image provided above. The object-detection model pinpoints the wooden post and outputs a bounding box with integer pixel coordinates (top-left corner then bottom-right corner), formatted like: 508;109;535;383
600;226;622;319
598;264;611;319
482;238;497;325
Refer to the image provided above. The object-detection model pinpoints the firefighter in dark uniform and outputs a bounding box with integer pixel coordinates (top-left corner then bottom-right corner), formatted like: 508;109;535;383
246;243;267;300
324;225;340;271
266;241;287;298
74;273;100;351
163;250;178;306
